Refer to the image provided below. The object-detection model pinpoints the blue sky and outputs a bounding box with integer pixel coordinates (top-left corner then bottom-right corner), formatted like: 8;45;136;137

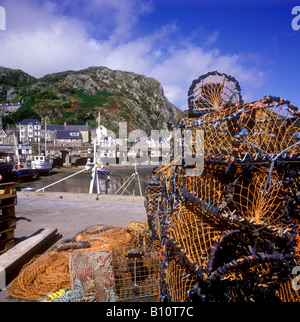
0;0;299;110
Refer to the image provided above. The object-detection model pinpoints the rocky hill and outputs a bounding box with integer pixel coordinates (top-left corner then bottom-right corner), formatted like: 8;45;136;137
0;67;37;102
0;67;36;87
0;66;183;133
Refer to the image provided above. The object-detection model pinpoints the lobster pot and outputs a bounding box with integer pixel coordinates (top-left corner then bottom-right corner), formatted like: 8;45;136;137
159;244;197;302
145;183;168;246
111;248;159;301
145;71;300;302
69;251;115;302
0;183;17;255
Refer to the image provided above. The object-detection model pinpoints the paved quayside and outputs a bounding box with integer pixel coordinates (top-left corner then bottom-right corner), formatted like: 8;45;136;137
14;191;147;243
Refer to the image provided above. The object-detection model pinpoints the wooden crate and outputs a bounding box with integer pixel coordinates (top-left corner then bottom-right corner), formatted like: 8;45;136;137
0;227;15;243
0;206;15;220
0;182;16;196
0;239;14;255
0;183;17;209
0;183;17;254
0;216;16;232
0;227;15;254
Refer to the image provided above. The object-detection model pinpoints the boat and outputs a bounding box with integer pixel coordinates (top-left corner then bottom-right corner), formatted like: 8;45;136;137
31;155;53;175
20;187;34;191
13;163;37;182
97;169;111;175
12;133;37;182
31;118;53;176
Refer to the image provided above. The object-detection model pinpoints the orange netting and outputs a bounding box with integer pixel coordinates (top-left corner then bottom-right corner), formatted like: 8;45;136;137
8;222;155;301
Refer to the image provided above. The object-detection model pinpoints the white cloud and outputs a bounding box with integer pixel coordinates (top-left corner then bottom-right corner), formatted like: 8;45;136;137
0;0;268;109
203;31;219;47
148;46;268;108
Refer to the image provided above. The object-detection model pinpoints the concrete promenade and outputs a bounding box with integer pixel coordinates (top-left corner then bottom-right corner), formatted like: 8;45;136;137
14;191;147;243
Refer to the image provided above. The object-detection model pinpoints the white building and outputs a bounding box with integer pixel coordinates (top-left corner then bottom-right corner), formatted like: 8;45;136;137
91;124;110;144
17;119;41;143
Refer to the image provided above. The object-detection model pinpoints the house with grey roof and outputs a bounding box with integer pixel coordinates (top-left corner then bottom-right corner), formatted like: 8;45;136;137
54;130;83;147
64;124;89;143
46;123;89;143
0;128;17;146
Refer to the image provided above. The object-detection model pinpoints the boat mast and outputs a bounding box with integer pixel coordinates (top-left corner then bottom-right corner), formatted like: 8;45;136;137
88;112;101;194
44;118;47;157
13;132;20;164
38;137;40;156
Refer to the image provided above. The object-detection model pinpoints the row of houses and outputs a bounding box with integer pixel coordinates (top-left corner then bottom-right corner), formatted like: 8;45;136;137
0;103;23;115
0;119;109;148
0;118;173;166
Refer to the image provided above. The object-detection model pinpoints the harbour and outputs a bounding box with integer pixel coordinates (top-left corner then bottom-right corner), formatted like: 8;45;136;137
0;123;160;302
16;164;155;196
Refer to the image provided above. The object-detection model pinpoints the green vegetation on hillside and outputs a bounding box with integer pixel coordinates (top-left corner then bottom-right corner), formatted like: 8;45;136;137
72;89;115;109
2;87;116;129
0;67;36;87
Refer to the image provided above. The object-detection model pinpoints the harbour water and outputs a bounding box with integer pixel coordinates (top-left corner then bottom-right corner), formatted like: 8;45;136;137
17;164;156;196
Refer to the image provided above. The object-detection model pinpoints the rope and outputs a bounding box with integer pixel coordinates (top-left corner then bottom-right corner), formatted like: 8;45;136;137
242;138;300;194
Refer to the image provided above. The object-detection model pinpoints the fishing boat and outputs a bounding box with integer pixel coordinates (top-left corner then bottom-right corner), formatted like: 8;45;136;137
12;133;37;182
31;155;53;175
31;118;53;176
13;163;37;182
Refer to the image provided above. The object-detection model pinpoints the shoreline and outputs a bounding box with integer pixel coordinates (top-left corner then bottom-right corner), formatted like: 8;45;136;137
53;163;156;172
16;163;155;194
17;190;146;203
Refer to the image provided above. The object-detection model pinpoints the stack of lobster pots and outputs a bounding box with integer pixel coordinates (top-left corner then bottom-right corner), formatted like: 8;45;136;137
145;71;300;302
